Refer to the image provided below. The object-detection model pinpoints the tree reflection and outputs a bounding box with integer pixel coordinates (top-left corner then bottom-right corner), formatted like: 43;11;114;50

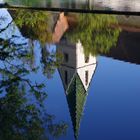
66;13;121;56
9;9;63;78
0;9;121;139
12;9;52;44
41;45;63;79
0;12;67;140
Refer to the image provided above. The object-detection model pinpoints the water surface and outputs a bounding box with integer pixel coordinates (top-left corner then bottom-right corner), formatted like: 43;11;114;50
0;8;140;140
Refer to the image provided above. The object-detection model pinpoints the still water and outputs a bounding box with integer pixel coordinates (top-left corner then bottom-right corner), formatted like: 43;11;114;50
0;8;140;140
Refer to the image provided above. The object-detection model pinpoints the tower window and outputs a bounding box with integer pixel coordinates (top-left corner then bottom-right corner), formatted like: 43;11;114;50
65;70;68;85
85;71;89;86
85;56;89;63
64;53;69;62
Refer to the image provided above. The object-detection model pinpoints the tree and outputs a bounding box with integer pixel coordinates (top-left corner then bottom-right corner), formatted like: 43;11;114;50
0;15;68;140
9;9;63;78
66;13;121;56
11;9;53;44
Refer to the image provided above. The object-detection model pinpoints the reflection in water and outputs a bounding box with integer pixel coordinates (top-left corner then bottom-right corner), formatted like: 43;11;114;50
9;9;121;56
105;31;140;65
0;9;99;140
0;8;140;140
64;13;120;56
11;9;53;44
57;41;97;139
0;9;68;140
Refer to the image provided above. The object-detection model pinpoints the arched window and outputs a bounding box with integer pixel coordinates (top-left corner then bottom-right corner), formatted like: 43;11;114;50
64;53;69;62
85;56;89;63
85;71;89;86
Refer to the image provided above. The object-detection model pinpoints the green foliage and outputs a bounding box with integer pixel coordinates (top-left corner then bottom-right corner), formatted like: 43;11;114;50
0;84;44;140
0;17;68;139
67;74;87;139
48;122;68;138
8;9;63;78
41;45;63;79
13;9;52;44
66;14;121;56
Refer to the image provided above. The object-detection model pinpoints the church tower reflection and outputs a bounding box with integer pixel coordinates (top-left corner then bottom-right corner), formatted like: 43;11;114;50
57;40;97;139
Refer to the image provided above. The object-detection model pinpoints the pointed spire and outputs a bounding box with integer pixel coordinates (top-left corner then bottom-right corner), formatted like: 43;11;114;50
66;73;87;140
57;40;97;140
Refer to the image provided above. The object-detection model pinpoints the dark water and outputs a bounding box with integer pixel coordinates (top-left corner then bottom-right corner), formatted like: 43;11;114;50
0;8;140;140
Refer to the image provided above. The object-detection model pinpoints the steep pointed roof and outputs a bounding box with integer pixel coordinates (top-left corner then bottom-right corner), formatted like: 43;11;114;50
66;73;87;140
57;40;97;139
58;62;97;140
